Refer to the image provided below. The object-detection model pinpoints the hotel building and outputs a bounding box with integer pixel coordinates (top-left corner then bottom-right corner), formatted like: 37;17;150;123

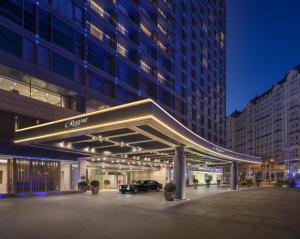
226;64;300;180
0;0;248;197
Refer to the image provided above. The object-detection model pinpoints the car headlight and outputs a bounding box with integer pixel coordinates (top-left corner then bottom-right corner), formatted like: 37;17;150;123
127;186;130;189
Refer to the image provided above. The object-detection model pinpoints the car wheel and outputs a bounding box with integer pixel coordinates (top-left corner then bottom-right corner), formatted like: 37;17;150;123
156;187;160;191
133;188;138;193
121;191;125;194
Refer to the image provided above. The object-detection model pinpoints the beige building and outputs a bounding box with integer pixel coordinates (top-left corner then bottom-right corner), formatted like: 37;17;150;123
227;65;300;180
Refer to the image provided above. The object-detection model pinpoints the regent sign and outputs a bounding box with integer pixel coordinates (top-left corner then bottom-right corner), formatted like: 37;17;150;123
65;118;88;128
213;146;225;153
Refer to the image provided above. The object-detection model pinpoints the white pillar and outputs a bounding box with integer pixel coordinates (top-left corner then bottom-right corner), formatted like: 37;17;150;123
230;161;238;190
174;146;186;199
61;162;72;191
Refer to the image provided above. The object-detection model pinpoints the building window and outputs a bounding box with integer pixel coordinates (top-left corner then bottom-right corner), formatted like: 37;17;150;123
23;38;35;64
117;22;128;35
0;24;22;58
88;72;115;97
52;0;73;20
52;17;74;52
52;52;74;80
39;9;51;41
86;99;110;113
73;4;83;26
140;60;150;73
157;40;167;51
117;63;138;89
38;46;50;69
89;0;108;18
74;32;84;59
87;40;111;73
158;73;166;83
0;75;63;107
74;64;83;84
117;43;127;57
90;23;104;41
157;23;167;35
0;0;23;25
117;86;137;103
24;1;36;33
140;24;152;37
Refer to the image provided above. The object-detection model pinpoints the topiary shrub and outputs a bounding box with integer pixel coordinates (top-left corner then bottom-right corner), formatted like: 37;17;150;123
164;182;176;201
240;181;248;186
90;180;100;187
274;180;288;187
164;182;176;192
78;181;88;187
104;179;111;185
192;179;198;188
90;180;100;194
192;179;198;184
78;181;88;192
246;179;253;187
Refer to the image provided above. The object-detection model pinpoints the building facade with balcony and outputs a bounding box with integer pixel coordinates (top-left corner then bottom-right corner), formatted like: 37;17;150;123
226;64;300;180
0;0;227;195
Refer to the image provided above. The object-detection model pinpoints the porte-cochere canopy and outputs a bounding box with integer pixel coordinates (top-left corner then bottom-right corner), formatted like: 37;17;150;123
14;99;261;167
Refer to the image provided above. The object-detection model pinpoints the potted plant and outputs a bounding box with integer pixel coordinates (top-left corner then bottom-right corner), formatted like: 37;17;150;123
164;182;176;201
90;180;100;194
255;172;262;187
246;179;253;187
206;178;211;187
192;179;198;189
78;181;88;192
240;181;248;186
104;179;111;189
275;179;288;187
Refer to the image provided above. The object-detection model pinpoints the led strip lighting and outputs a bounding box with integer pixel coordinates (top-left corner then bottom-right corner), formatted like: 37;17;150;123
14;99;261;163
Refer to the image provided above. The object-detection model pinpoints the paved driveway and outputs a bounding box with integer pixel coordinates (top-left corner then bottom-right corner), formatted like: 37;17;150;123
0;187;299;239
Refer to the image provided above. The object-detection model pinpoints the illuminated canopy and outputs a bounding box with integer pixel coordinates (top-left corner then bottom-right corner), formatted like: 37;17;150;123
14;99;261;166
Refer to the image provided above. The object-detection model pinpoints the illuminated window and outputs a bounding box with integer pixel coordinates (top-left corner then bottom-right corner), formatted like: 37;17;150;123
157;40;167;51
220;32;225;48
117;22;128;35
0;75;63;107
158;23;167;35
202;57;208;68
158;73;166;83
157;8;166;19
117;43;127;57
89;0;108;18
140;61;150;73
90;23;104;41
140;23;152;37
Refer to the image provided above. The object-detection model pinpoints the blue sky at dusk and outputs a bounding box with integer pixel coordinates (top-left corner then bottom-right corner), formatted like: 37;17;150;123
226;0;300;115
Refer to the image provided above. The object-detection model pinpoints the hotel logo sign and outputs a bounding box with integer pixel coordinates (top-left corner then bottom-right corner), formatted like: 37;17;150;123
65;118;88;128
213;146;225;154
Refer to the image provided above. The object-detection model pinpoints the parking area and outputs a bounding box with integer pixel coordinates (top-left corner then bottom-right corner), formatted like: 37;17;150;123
0;187;299;239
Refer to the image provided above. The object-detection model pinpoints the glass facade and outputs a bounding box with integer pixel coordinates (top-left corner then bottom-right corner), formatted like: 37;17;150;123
0;0;226;143
0;75;66;107
7;158;60;194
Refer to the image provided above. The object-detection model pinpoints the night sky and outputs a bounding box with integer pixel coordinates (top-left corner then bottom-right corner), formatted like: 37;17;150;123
226;0;300;115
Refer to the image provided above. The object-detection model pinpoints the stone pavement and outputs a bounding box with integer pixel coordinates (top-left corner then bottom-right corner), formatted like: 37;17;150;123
0;187;299;239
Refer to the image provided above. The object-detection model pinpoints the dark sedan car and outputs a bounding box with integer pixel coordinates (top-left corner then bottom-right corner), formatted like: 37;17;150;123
119;180;162;193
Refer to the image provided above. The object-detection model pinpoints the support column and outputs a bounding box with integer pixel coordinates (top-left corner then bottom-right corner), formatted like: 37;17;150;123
174;146;186;199
230;161;238;190
77;159;88;182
